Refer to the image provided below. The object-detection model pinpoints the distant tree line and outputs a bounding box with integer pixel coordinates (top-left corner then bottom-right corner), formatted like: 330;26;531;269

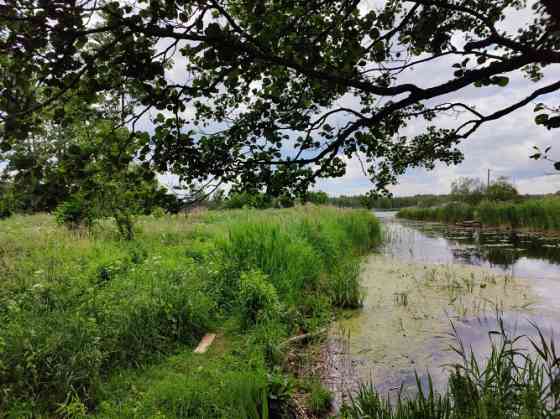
328;177;549;210
198;190;330;210
328;194;451;209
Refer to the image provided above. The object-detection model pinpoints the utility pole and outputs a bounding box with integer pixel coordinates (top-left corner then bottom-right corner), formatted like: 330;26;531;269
487;169;491;190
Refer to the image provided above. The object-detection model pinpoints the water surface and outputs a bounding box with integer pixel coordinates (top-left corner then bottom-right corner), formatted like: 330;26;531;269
335;212;560;397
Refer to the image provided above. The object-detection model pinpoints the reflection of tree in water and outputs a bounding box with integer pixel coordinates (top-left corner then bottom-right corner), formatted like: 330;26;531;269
419;223;560;268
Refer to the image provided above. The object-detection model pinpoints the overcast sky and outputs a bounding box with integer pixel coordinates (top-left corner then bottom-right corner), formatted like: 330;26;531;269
316;76;560;197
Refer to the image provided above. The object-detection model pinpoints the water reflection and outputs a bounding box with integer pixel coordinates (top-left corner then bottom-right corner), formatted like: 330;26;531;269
337;212;560;396
378;213;560;281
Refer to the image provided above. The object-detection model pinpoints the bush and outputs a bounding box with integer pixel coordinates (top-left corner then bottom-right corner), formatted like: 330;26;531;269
150;206;167;218
54;194;96;229
0;192;16;219
238;270;281;327
223;192;272;209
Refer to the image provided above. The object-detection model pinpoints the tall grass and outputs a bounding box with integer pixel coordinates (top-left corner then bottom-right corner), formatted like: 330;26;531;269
342;318;560;418
397;197;560;231
0;206;380;416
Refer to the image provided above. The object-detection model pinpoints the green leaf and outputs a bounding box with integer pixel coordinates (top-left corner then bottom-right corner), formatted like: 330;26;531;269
535;114;549;125
491;76;509;87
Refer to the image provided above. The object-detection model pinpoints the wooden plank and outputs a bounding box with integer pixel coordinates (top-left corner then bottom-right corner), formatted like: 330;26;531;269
194;333;216;354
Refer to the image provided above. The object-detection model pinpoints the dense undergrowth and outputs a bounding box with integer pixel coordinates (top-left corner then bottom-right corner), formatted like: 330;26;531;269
0;206;381;417
397;197;560;231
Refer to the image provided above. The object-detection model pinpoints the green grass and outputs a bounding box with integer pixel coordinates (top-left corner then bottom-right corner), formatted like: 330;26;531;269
397;197;560;231
0;206;381;417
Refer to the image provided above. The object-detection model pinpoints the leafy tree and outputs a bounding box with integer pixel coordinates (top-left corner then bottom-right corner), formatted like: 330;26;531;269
0;94;180;234
304;191;329;205
450;177;485;205
487;176;518;202
2;1;560;193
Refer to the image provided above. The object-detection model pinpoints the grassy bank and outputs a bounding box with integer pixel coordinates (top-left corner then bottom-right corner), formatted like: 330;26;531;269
397;197;560;231
0;206;381;417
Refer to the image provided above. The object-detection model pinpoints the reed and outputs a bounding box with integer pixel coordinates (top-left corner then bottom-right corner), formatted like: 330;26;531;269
397;197;560;231
342;317;560;418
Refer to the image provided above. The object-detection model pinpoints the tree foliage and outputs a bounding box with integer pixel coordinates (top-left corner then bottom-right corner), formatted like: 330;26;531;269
450;177;486;205
0;95;180;234
487;176;519;201
1;1;560;192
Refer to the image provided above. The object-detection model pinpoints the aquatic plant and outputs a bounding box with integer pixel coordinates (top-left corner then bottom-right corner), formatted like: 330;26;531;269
341;318;560;418
397;197;560;232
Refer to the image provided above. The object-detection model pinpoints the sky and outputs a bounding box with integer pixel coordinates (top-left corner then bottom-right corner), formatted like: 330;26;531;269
154;1;560;198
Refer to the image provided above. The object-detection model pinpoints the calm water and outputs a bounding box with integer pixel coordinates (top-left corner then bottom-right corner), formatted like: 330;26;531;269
339;212;560;396
377;211;560;309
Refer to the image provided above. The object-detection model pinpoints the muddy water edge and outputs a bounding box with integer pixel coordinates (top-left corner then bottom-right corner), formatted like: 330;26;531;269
323;211;560;410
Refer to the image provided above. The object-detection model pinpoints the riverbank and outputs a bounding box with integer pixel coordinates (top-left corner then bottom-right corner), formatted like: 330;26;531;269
0;207;381;417
397;197;560;232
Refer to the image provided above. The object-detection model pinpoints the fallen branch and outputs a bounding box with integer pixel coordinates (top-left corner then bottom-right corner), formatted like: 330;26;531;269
278;328;328;349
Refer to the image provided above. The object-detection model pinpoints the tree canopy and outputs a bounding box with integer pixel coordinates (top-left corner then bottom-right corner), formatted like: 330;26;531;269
2;0;560;193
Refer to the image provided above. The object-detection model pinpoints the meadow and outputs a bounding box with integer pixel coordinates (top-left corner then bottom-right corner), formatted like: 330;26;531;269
397;197;560;231
3;206;560;419
0;206;381;417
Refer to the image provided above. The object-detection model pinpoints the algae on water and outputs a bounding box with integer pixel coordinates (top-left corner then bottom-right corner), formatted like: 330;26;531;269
333;255;535;395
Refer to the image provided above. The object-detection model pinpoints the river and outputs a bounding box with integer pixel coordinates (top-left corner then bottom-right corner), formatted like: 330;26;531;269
329;211;560;402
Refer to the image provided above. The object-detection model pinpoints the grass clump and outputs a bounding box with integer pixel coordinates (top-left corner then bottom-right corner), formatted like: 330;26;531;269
237;270;282;327
305;380;333;415
0;206;381;416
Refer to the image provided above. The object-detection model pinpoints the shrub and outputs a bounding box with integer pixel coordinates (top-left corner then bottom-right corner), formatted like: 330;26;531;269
224;192;272;209
150;206;167;218
0;192;16;219
238;270;281;327
54;194;96;229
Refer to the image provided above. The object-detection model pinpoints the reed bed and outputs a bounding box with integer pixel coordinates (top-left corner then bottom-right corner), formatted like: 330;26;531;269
342;318;560;418
397;197;560;231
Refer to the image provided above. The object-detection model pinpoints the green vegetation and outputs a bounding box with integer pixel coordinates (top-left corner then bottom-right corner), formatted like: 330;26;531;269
0;206;380;417
398;197;560;231
341;319;560;418
305;380;333;415
330;194;451;210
